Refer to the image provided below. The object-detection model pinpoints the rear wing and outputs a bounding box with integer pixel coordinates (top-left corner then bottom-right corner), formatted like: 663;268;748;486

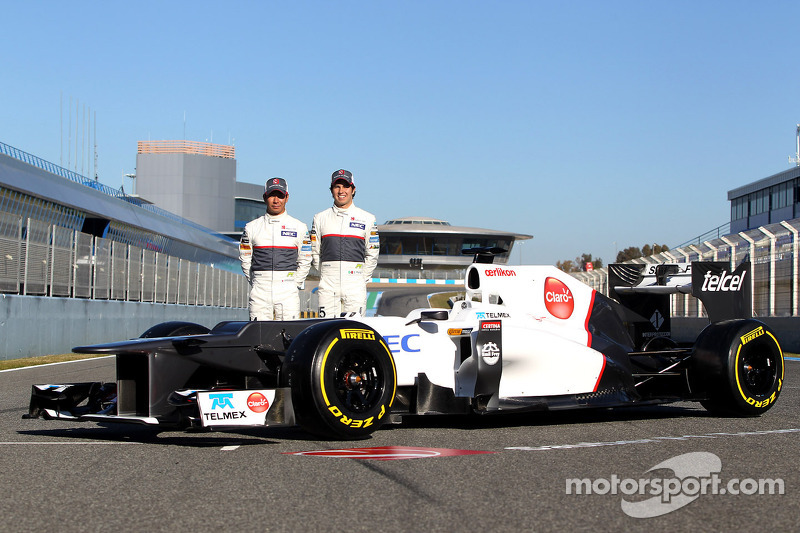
608;261;751;348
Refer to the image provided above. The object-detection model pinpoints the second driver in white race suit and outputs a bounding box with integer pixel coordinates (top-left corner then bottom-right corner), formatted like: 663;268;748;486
240;178;311;320
311;169;379;317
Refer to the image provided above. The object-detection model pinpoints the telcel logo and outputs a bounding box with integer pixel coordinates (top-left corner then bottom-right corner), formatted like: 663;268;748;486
247;392;270;413
544;277;574;319
702;270;746;292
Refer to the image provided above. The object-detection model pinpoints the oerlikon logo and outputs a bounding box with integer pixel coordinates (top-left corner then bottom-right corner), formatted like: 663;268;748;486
484;267;516;277
544;277;574;319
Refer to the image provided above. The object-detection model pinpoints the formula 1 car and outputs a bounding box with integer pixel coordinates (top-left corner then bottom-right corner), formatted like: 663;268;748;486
25;252;785;440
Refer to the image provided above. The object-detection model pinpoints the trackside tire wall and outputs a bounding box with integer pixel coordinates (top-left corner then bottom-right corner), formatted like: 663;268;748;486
690;319;784;416
282;320;397;440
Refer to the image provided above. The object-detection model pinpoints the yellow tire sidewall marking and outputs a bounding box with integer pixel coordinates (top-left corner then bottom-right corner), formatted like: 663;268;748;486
735;331;784;405
319;335;397;418
320;337;338;407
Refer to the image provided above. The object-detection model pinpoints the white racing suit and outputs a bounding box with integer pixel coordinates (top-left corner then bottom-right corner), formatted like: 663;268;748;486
240;211;312;320
311;204;379;317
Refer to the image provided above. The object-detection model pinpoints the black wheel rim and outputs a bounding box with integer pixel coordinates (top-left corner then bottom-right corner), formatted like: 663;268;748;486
332;349;384;413
739;346;778;397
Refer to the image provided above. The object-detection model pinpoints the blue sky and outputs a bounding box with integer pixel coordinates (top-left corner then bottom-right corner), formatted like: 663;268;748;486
3;1;800;266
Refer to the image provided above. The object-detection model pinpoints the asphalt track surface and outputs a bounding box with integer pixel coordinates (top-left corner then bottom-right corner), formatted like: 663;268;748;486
2;358;799;532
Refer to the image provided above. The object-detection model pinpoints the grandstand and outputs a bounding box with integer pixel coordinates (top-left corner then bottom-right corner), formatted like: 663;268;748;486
0;141;247;304
374;216;532;282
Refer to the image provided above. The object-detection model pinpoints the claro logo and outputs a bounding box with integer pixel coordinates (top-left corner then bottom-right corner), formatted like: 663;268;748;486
544;277;574;319
485;268;516;277
247;392;270;413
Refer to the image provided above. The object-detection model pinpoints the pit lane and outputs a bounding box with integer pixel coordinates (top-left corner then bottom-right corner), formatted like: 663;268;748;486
2;358;798;532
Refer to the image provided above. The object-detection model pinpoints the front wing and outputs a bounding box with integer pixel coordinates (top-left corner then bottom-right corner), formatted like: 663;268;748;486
26;383;296;429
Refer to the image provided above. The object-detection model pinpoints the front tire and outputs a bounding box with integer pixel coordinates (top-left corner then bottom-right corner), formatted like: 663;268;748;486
690;319;784;416
283;321;396;440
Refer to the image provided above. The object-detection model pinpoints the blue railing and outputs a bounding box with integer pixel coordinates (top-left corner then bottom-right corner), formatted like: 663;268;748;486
0;141;124;197
0;141;236;242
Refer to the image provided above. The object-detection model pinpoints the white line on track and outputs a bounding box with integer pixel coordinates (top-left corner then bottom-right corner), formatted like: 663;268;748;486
506;428;800;451
221;445;241;451
0;355;115;373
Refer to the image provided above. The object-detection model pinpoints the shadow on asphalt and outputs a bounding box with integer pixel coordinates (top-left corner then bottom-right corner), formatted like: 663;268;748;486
383;403;712;432
17;404;720;445
17;424;316;446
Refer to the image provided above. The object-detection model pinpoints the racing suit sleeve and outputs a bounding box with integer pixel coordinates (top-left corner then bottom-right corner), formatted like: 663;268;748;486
239;226;253;284
295;223;312;287
310;214;320;273
363;215;379;281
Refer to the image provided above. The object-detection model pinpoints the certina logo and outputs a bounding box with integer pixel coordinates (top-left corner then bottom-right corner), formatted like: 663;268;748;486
484;268;516;277
481;321;501;331
481;342;500;365
247;392;270;413
544;277;574;319
702;269;746;292
340;328;376;341
741;326;764;345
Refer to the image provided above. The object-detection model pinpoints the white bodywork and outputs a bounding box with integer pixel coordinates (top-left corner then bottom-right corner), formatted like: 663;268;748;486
361;264;607;399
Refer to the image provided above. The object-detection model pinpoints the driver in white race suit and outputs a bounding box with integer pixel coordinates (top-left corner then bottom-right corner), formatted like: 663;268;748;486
310;169;379;317
240;177;312;320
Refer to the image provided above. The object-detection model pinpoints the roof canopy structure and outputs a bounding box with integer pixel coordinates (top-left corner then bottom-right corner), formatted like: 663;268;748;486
377;217;532;271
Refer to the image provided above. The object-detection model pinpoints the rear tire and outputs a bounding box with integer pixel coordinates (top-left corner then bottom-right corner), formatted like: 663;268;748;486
140;321;210;338
690;319;784;416
283;321;396;440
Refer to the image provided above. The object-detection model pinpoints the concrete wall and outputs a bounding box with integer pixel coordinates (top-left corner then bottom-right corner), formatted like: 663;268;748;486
672;317;800;353
0;294;247;361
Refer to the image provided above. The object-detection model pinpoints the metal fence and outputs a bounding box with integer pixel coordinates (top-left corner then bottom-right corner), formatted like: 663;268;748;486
572;218;800;318
0;213;248;308
372;268;466;280
0;140;235;242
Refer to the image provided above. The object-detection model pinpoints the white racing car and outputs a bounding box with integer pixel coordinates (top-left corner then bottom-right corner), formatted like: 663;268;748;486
26;251;784;440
